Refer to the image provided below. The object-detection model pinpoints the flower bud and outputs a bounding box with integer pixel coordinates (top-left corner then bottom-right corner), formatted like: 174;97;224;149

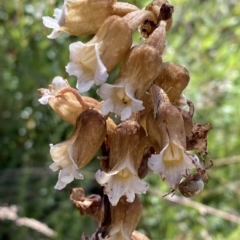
145;0;173;31
145;2;173;54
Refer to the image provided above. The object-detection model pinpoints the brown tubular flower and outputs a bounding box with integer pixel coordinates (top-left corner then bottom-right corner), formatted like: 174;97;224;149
99;196;142;239
95;119;148;206
97;43;162;120
147;101;186;153
89;10;157;73
155;62;190;107
67;9;157;94
43;0;143;38
49;109;107;190
97;8;170;120
44;0;116;38
146;99;199;189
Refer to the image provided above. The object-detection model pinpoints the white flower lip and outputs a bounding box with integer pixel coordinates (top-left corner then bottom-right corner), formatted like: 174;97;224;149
38;76;69;105
97;83;144;120
49;142;84;190
95;157;148;206
42;8;64;39
66;41;108;93
148;142;199;189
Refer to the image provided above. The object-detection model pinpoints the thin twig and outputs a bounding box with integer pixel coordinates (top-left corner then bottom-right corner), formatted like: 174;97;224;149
211;155;240;167
149;188;240;224
0;205;56;238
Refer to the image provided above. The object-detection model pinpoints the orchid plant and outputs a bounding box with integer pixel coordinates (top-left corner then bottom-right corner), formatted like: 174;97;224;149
39;0;212;239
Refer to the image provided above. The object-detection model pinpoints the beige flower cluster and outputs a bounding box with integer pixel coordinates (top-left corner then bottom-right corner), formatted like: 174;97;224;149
39;0;212;239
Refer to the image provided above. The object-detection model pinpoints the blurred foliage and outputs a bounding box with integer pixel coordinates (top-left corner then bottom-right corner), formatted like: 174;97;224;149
0;0;240;239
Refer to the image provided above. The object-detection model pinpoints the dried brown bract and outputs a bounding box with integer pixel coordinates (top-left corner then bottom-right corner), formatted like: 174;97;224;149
70;188;103;222
186;123;212;154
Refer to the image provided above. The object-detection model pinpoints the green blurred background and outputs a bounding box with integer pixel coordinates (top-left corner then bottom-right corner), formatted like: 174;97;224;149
1;0;240;239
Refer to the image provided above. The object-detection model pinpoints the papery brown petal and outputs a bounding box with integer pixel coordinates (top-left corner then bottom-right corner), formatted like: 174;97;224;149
70;188;103;223
101;196;142;239
109;119;146;171
155;62;190;106
117;45;162;99
122;196;142;238
62;0;116;36
90;15;132;72
70;109;107;168
51;95;99;125
186;123;212;154
147;102;186;152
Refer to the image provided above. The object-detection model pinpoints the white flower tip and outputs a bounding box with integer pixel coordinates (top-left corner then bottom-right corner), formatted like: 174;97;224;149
126;190;135;203
54;181;66;190
108;197;119;206
38;96;49;105
47;30;61;39
49;163;59;172
95;170;110;185
100;99;112;116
